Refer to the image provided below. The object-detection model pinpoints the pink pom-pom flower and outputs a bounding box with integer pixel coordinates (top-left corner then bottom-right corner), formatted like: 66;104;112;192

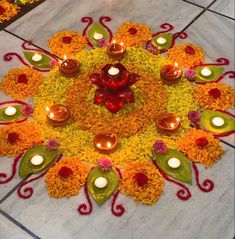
188;111;201;124
98;39;109;48
97;158;112;171
50;59;59;69
22;104;34;116
146;42;158;55
153;140;168;154
184;69;196;81
46;139;59;151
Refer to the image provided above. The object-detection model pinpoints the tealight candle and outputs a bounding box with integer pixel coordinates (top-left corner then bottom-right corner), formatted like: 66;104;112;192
212;116;225;127
93;32;104;40
156;37;167;45
32;53;42;62
108;66;120;76
200;67;212;77
46;104;70;127
4;106;17;116
160;63;182;85
59;57;80;76
168;157;181;169
31;155;44;166
156;113;181;135
94;132;118;152
94;177;108;189
107;40;126;58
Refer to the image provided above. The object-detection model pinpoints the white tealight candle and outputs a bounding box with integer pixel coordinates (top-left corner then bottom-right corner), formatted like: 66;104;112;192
4;106;17;116
32;53;42;62
212;117;225;127
156;37;167;45
31;155;44;166
108;67;120;76
93;32;104;40
200;67;212;77
94;177;108;189
168;157;181;169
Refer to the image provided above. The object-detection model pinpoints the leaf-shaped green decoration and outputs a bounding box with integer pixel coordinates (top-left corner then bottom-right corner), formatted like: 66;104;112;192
154;149;192;184
200;110;235;134
23;51;51;69
195;65;224;83
87;22;109;46
151;33;173;50
19;144;59;177
0;105;24;122
87;167;119;205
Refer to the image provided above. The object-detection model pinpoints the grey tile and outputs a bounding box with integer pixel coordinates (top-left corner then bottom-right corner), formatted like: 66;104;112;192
0;143;234;239
0;213;33;239
210;0;235;18
6;0;202;50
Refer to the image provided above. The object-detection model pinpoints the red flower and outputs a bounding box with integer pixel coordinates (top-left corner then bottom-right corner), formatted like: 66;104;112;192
134;172;149;187
62;36;72;44
90;63;140;113
0;5;5;15
7;132;20;144
185;45;196;55
209;88;221;99
128;27;138;35
17;74;28;84
195;137;209;147
58;166;74;178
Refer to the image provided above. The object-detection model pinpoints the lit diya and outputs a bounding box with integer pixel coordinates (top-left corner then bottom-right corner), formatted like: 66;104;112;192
107;40;126;58
156;113;181;135
94;132;118;152
46;104;70;127
160;63;182;85
59;56;80;76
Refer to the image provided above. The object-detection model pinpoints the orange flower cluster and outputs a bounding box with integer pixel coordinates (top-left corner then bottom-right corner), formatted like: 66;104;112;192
45;157;91;198
0;0;20;23
194;82;235;111
0;122;42;157
0;67;44;100
177;128;224;167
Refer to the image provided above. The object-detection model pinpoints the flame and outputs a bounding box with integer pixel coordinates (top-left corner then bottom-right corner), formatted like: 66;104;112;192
174;62;178;67
63;55;67;60
49;112;54;119
45;106;50;112
112;40;116;44
170;122;175;128
97;143;101;148
107;142;112;148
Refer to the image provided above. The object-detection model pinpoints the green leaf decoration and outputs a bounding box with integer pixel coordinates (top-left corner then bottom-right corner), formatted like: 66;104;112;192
23;51;51;69
200;110;235;134
19;144;59;177
0;105;24;122
87;22;109;46
154;149;192;184
195;65;224;83
151;33;173;50
87;167;119;205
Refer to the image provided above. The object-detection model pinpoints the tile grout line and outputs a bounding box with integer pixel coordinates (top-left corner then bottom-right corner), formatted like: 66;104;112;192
0;208;41;239
207;9;235;21
219;139;235;149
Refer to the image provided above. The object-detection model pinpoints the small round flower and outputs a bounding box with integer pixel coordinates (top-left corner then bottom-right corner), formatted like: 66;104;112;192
7;132;20;144
49;59;58;69
134;172;149;187
22;104;34;116
58;166;74;178
153;140;168;154
184;69;196;81
46;139;59;151
188;110;201;124
208;88;221;99
0;67;44;100
146;42;158;55
48;31;87;57
97;158;112;171
195;137;209;147
98;39;109;48
114;22;153;47
0;0;20;23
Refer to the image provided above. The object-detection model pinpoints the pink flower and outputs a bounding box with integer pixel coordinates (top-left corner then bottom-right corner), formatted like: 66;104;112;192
50;59;58;69
46;139;59;150
146;42;158;55
22;104;34;116
97;158;112;171
188;111;201;124
98;39;109;48
184;69;196;81
153;140;168;154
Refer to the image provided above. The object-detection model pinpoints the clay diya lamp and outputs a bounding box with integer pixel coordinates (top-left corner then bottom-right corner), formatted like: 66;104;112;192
156;113;181;135
107;40;126;58
46;104;70;127
93;132;118;153
160;63;182;85
59;58;80;76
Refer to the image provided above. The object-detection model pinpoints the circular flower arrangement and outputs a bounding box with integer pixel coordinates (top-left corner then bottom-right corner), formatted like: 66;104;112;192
0;18;234;217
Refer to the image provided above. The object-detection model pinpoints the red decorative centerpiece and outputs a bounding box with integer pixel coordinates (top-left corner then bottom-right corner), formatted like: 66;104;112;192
59;56;80;76
46;104;70;127
156;113;181;135
107;40;126;58
90;63;140;113
160;63;182;85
